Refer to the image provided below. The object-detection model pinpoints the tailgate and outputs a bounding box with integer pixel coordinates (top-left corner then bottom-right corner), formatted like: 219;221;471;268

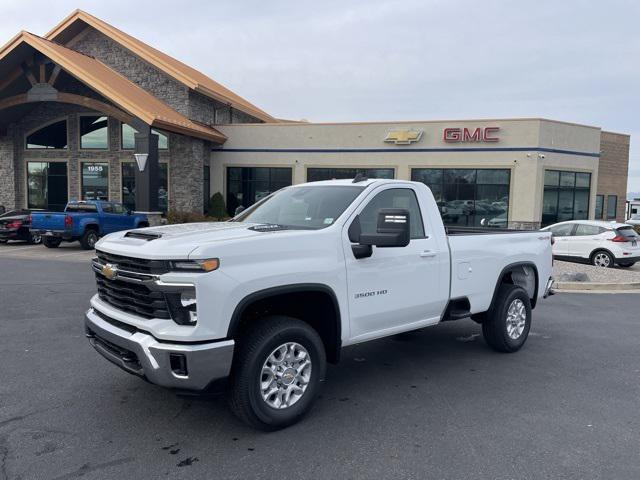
31;212;67;231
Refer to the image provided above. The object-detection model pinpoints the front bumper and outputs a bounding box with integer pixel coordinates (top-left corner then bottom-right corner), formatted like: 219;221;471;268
85;307;234;391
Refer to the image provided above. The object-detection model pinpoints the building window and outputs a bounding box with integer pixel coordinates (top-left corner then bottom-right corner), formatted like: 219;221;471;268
607;195;617;220
411;168;510;227
203;165;210;214
542;170;591;226
226;167;292;216
121;123;168;150
80;115;109;149
307;168;394;182
26;120;68;149
81;163;109;200
595;195;604;219
121;163;169;212
27;161;68;211
360;188;425;239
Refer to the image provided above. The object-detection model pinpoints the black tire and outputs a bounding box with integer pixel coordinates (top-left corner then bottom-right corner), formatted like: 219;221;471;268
482;284;532;353
0;239;7;244
591;250;614;268
228;316;326;431
80;229;99;250
618;262;635;268
43;237;62;248
137;222;149;228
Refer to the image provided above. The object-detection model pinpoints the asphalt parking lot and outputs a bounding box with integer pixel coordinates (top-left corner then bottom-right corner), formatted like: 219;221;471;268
1;251;640;479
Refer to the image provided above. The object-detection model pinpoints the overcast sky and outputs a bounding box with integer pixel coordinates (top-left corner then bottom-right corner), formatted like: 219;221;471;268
2;0;639;196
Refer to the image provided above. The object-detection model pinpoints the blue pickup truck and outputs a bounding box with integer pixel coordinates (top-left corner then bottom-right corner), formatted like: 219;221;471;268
30;201;148;249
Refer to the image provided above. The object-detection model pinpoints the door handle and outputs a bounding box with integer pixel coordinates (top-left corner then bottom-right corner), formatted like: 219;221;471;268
420;250;437;258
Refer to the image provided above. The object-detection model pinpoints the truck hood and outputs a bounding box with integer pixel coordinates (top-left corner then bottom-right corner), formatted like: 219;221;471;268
95;222;297;259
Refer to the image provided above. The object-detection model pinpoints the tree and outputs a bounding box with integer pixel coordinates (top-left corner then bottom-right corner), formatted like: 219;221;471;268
208;192;227;220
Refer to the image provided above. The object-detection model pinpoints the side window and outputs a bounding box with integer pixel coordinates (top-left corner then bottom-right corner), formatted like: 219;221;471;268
101;203;113;214
575;224;603;236
359;188;425;239
112;203;126;214
549;223;574;237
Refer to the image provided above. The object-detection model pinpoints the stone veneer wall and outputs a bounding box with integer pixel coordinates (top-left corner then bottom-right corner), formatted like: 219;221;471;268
597;132;630;222
0;133;16;210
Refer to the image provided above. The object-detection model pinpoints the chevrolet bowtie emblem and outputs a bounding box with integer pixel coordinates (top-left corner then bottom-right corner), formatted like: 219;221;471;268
102;263;118;280
384;129;423;145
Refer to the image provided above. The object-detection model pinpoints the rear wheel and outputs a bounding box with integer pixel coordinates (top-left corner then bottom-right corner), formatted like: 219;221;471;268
228;316;326;430
43;237;62;248
482;284;532;353
591;250;614;268
80;229;99;250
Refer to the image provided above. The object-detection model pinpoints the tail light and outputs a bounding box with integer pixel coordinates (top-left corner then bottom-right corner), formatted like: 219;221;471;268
609;235;627;243
64;215;73;228
7;220;22;228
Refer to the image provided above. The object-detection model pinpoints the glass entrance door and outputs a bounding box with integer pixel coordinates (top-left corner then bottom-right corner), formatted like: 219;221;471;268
27;161;68;211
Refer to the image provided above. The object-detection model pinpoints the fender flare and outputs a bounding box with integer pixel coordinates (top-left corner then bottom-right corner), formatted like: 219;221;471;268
226;283;342;350
588;248;615;264
489;261;540;311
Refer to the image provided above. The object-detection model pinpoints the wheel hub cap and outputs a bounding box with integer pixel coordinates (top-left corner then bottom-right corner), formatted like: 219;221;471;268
506;299;526;340
260;342;312;409
594;253;610;267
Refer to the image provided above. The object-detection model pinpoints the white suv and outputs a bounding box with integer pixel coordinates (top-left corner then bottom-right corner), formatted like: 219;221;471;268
541;220;640;268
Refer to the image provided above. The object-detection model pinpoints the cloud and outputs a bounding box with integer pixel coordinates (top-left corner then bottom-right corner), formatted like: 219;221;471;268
1;0;638;190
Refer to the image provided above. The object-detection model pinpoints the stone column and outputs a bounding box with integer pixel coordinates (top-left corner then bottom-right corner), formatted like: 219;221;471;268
0;135;16;211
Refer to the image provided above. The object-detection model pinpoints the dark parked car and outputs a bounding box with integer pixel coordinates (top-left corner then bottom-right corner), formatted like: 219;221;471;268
0;209;43;244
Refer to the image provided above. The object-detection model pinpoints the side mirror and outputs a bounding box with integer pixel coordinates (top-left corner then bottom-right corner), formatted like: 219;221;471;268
349;209;411;259
360;208;410;248
234;205;246;216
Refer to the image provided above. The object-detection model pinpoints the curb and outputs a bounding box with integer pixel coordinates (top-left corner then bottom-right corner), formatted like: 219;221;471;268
554;281;640;291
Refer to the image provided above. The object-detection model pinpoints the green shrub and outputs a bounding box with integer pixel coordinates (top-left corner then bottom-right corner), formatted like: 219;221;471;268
166;210;214;224
208;192;228;220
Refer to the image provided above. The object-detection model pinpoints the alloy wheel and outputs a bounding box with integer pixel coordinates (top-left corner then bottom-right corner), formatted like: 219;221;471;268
506;298;527;340
260;342;312;409
593;252;610;267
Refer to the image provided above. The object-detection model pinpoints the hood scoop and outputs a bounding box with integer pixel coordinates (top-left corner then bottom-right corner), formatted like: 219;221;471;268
124;230;163;241
248;224;290;232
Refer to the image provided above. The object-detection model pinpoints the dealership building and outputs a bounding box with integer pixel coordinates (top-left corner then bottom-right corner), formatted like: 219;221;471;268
0;10;630;228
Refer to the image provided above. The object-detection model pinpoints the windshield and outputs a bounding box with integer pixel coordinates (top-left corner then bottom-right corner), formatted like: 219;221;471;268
232;185;365;229
65;203;98;212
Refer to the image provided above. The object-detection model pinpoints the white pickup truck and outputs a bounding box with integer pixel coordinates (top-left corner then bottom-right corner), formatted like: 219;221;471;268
85;178;554;430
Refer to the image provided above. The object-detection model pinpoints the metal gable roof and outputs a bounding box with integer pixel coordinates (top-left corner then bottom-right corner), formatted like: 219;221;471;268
0;31;227;143
46;10;277;123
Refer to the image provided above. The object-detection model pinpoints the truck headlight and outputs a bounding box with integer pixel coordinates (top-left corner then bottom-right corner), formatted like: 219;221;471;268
170;258;219;272
166;289;198;325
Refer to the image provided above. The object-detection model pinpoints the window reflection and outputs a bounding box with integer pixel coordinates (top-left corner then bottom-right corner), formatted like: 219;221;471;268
226;167;292;216
26;120;68;149
80;116;108;149
121;162;169;212
121;123;168;150
542;170;591;226
412;168;510;228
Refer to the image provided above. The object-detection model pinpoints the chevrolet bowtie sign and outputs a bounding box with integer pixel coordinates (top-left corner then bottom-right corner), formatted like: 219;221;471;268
384;129;423;145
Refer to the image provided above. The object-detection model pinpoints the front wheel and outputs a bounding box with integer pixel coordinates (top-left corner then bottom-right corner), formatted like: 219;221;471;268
591;250;614;268
482;284;532;353
28;232;42;245
228;316;326;430
43;237;62;248
80;229;99;250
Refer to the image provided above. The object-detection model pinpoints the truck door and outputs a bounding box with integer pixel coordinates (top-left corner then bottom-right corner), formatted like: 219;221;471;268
343;185;448;342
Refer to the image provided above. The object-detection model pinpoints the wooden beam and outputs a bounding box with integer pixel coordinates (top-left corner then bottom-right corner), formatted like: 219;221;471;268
20;62;37;86
48;65;62;86
39;64;46;83
0;92;133;124
0;68;23;93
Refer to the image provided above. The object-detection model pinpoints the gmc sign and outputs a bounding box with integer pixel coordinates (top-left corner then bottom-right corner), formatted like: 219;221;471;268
443;127;500;143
